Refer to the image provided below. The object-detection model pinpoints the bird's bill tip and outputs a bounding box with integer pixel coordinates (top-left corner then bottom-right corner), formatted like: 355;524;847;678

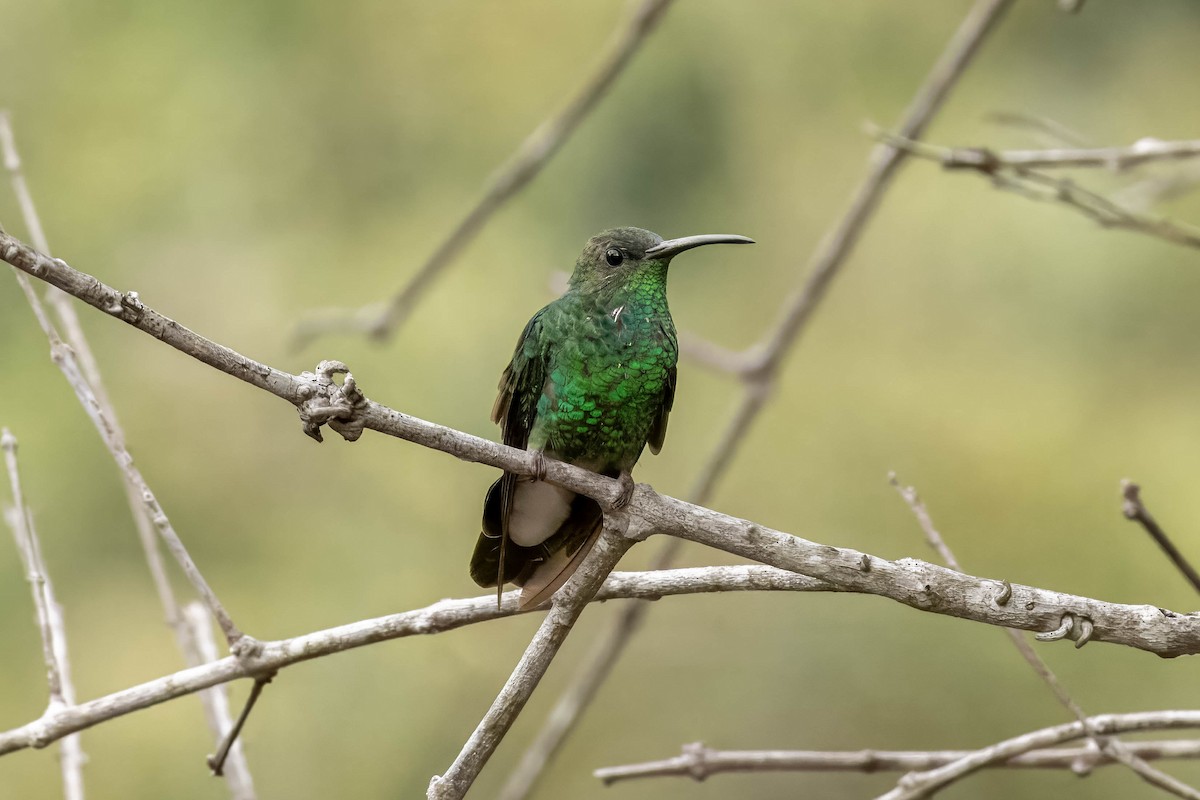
643;234;755;259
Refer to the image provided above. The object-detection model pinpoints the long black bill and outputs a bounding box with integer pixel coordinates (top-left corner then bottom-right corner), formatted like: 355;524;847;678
643;233;755;260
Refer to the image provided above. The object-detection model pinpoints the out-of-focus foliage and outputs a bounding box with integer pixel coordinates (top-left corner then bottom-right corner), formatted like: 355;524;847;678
3;1;1200;798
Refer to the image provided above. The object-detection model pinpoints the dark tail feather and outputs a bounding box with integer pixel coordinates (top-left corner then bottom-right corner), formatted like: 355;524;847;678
470;477;537;588
471;477;610;609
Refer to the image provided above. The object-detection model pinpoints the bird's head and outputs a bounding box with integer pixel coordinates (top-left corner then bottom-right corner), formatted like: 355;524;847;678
568;227;753;298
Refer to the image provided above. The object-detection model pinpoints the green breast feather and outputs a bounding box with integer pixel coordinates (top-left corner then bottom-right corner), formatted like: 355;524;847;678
531;293;678;469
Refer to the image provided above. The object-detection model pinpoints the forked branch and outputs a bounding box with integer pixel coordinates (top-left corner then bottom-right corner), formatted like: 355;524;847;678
873;128;1200;250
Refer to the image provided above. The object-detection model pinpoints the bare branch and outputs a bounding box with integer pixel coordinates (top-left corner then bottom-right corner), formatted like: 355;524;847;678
756;0;1014;368
0;112;109;409
184;605;256;800
888;473;960;570
207;675;272;780
498;554;823;800
1122;480;1200;595
871;128;1200;171
2;430;86;799
428;522;635;799
595;738;1200;784
874;128;1200;250
497;604;647;800
891;473;1086;713
889;475;1200;799
1018;168;1200;247
292;0;676;347
0;115;245;650
0;566;830;758
2;111;187;639
1100;745;1200;800
3;112;260;796
875;712;1200;800
609;484;1200;800
3;431;65;704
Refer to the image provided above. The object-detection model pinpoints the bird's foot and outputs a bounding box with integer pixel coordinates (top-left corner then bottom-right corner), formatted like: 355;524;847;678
612;470;635;510
530;451;548;482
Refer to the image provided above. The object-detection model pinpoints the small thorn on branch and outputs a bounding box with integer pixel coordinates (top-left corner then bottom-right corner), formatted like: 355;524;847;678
1034;613;1075;643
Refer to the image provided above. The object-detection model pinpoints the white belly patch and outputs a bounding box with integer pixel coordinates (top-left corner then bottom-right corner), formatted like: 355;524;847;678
509;480;574;547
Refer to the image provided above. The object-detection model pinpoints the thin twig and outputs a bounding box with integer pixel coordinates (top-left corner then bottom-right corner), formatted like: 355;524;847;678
208;675;273;778
185;604;256;800
428;521;636;799
1122;480;1200;595
890;467;1092;710
875;712;1200;800
500;390;769;796
0;115;245;651
46;590;86;800
1101;745;1200;800
2;429;86;800
758;0;1014;368
1;112;258;796
871;127;1200;171
499;2;1015;795
888;475;1200;800
595;739;1200;784
0;566;830;758
292;0;676;347
3;431;65;703
2;110;186;638
874;127;1200;250
888;473;960;570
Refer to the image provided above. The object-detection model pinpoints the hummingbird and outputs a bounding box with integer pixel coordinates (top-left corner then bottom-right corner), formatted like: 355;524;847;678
469;227;754;608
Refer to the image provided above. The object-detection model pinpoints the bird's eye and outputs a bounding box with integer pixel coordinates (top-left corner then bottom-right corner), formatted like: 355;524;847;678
605;248;624;267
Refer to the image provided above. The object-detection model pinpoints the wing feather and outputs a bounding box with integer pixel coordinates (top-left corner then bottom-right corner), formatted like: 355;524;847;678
646;364;676;455
471;307;551;591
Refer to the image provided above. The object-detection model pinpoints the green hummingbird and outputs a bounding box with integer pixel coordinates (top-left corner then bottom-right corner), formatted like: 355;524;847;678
470;227;754;608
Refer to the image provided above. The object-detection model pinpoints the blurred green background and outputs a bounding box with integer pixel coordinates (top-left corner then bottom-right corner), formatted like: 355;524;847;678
3;1;1200;797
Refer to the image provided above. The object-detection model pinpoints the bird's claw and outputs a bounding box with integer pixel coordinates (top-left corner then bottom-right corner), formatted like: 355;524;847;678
531;451;548;482
612;470;635;510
